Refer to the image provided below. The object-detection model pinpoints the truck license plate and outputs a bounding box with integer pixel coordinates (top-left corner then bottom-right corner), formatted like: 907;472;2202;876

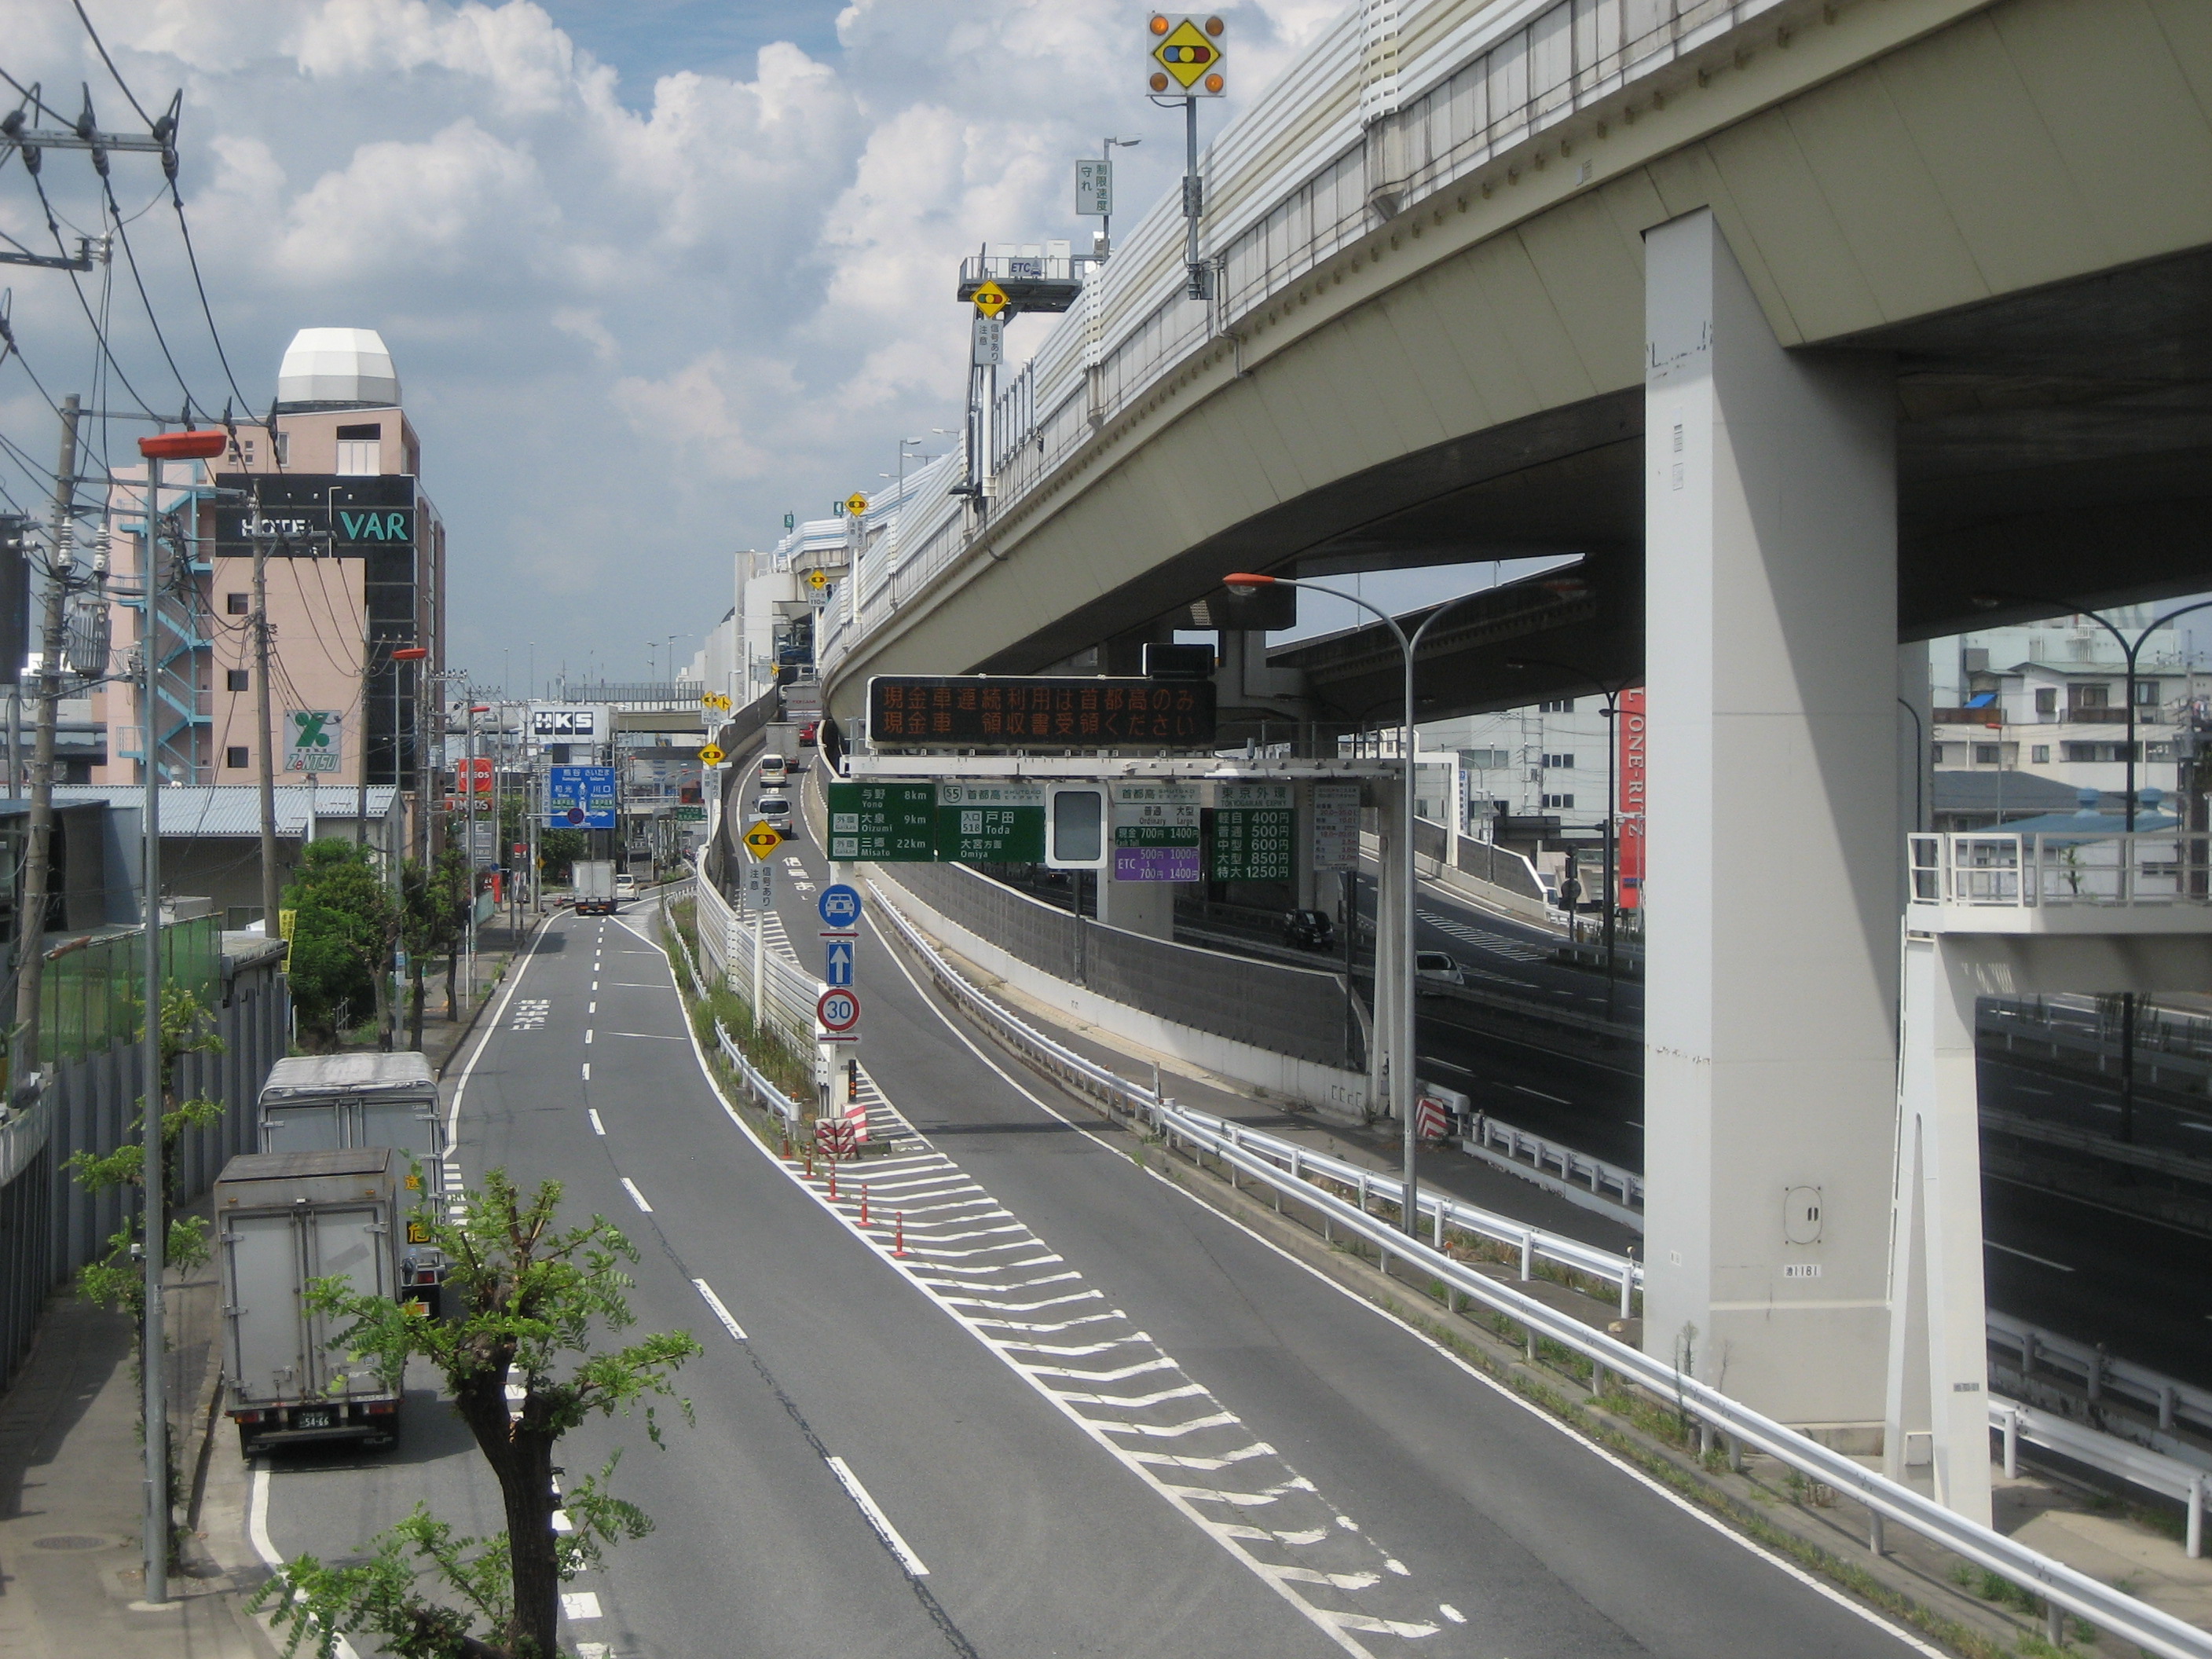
295;1408;333;1430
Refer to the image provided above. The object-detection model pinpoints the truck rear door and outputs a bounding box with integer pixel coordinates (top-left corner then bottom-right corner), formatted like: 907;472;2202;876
301;1206;396;1401
223;1212;308;1408
361;1095;445;1190
259;1102;342;1154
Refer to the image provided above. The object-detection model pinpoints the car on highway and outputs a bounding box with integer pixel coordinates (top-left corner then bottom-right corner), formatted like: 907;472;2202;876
760;755;789;783
753;795;793;830
1415;950;1465;992
1283;909;1335;950
797;721;819;748
615;873;638;899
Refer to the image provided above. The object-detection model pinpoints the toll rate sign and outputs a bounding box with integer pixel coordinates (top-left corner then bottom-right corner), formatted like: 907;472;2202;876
827;782;936;862
936;780;1045;862
1209;782;1294;881
1111;781;1200;882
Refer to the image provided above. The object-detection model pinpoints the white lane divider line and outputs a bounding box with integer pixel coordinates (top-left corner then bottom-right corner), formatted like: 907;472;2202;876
585;1030;594;1045
581;1063;591;1081
693;1277;747;1341
1438;1605;1466;1624
620;1177;653;1214
825;1455;929;1579
588;1002;596;1014
588;1109;606;1137
249;1464;364;1658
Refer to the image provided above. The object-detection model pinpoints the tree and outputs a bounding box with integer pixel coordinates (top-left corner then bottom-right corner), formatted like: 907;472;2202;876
252;1171;700;1659
284;839;398;1049
401;849;472;1047
65;981;227;1566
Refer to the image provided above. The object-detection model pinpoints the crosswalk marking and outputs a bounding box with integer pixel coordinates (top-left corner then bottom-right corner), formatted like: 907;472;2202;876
765;1063;1449;1654
1416;910;1552;962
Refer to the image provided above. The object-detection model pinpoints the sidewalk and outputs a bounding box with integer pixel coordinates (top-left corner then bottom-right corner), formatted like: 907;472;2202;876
0;1280;273;1658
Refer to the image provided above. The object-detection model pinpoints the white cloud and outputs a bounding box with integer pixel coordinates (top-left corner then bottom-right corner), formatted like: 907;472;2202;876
0;0;1344;678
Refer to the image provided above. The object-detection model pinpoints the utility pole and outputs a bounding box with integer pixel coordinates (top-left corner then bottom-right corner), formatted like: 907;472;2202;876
12;394;80;1081
253;489;281;934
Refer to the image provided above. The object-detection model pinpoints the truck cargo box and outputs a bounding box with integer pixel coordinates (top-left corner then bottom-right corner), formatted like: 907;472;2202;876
258;1051;445;1196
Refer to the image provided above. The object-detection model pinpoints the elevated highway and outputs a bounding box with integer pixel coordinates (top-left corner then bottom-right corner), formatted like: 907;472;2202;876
820;0;2212;723
805;0;2212;1473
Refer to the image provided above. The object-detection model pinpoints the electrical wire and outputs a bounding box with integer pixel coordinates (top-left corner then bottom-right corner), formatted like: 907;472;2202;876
71;1;157;131
100;173;200;416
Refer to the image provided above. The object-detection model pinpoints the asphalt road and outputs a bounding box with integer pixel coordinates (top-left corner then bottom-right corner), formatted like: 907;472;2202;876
257;833;1930;1656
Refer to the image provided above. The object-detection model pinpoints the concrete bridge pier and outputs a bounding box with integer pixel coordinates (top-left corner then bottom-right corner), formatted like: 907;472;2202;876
1642;207;1899;1434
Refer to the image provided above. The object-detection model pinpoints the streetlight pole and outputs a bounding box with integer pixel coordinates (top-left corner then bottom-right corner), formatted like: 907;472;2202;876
1973;592;2212;1149
1225;573;1489;1236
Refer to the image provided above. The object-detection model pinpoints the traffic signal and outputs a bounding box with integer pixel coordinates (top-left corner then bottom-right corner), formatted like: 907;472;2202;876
1148;15;1225;96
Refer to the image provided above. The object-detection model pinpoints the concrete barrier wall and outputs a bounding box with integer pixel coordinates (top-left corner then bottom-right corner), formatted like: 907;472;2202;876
870;862;1371;1120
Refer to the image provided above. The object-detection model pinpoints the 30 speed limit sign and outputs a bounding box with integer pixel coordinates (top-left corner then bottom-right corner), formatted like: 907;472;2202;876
816;987;861;1038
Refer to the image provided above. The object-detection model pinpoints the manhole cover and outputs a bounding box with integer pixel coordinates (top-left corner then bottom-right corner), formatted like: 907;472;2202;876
33;1534;109;1551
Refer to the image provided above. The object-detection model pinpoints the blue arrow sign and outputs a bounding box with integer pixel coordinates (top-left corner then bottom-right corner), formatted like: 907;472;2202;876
824;937;855;988
819;883;862;928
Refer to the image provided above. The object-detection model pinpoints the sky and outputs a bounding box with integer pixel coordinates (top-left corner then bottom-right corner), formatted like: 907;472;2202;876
0;0;1344;693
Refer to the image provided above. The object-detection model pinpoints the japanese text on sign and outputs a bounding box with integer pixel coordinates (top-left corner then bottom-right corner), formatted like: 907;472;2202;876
936;780;1046;863
868;676;1216;750
1311;782;1361;871
1112;781;1200;883
827;782;936;862
1210;782;1293;881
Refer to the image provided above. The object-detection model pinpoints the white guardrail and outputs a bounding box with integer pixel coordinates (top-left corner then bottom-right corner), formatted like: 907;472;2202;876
663;890;807;1126
867;879;2212;1654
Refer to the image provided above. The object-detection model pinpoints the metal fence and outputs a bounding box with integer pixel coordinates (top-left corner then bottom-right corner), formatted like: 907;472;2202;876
39;915;222;1068
691;854;821;1057
1909;830;2212;907
870;881;2212;1654
0;936;288;1392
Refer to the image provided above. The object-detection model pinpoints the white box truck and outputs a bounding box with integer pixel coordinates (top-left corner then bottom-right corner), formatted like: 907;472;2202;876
257;1052;445;1196
217;1148;432;1456
573;859;617;915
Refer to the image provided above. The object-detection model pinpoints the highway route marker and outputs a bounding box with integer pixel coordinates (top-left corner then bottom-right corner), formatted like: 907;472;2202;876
743;821;784;860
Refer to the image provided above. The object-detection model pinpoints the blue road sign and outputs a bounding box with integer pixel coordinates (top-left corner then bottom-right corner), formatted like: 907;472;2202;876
549;765;618;830
818;883;862;929
824;937;855;988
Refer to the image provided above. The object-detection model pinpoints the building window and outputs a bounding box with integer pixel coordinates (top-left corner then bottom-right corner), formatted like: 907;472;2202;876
1460;748;1511;770
336;423;383;477
225;745;251;769
1541;753;1575;770
1973;744;2001;765
2034;687;2056;716
2062;742;2140;764
2071;683;2111;712
1539;698;1574;713
225;592;249;615
1541;793;1575;810
2031;745;2050;763
1930;743;1949;764
2134;679;2159;705
226;668;249;691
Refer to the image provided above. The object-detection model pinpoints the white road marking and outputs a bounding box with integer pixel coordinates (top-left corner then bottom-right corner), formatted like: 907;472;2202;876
620;1177;653;1214
608;1031;689;1040
588;1001;596;1014
1438;1604;1466;1624
249;1464;363;1658
693;1277;747;1341
1987;1240;2074;1273
588;1109;606;1137
560;1591;602;1619
826;1455;929;1578
585;1030;593;1044
1511;1084;1569;1104
448;915;555;1147
591;980;599;991
581;1063;591;1081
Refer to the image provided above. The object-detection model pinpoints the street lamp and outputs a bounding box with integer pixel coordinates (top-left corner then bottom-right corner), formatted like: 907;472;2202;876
1224;571;1491;1236
1504;660;1635;1018
1968;593;2212;1149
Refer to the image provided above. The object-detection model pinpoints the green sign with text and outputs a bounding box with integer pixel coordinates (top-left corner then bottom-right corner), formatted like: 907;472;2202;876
1208;782;1294;881
936;780;1046;863
827;782;936;862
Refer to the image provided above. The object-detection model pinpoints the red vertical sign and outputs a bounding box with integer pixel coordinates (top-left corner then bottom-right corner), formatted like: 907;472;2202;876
1617;689;1646;910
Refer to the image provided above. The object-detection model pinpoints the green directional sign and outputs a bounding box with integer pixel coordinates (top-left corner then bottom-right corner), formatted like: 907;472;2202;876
936;780;1046;863
1209;782;1295;881
827;782;936;862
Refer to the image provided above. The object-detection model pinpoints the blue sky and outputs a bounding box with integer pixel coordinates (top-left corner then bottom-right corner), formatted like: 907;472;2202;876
539;1;844;100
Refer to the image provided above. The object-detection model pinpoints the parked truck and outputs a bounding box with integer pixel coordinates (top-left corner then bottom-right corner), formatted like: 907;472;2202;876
573;859;617;915
216;1148;440;1457
258;1052;445;1196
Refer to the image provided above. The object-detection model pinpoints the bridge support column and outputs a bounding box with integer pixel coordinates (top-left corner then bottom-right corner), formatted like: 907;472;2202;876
1643;208;1898;1430
1096;875;1175;939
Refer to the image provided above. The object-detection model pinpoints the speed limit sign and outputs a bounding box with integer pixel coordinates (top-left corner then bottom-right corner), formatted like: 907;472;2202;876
816;987;860;1037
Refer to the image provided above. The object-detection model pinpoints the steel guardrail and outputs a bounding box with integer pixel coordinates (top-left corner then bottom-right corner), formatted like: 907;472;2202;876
866;877;2212;1657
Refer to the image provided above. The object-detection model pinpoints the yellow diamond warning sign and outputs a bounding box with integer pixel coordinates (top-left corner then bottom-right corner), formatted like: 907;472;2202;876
1149;15;1225;95
971;280;1009;319
743;821;784;860
807;569;830;590
698;743;727;766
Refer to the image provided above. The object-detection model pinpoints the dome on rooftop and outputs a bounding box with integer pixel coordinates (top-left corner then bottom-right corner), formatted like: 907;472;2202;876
274;328;399;411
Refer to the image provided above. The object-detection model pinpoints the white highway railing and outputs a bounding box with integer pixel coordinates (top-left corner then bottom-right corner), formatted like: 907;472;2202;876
1989;1312;2212;1451
1463;1113;1643;1209
1995;1400;2207;1559
1909;830;2212;908
869;877;2212;1655
666;888;807;1126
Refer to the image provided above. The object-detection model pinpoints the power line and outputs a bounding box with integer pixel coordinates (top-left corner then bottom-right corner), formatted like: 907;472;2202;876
71;1;159;131
100;173;200;416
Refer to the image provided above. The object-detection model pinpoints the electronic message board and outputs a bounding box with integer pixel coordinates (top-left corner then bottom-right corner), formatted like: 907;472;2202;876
827;782;936;862
936;780;1046;863
869;676;1214;749
1209;782;1294;881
